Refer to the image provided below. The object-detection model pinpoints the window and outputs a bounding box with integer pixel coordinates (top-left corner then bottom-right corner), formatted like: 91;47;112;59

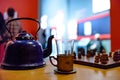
92;0;110;13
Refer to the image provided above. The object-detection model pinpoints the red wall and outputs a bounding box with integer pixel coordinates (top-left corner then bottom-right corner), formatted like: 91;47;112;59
0;0;38;38
110;0;120;51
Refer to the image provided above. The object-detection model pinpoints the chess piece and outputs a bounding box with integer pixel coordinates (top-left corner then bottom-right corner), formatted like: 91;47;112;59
113;51;120;62
94;55;100;63
102;50;106;54
72;51;76;59
78;51;81;59
78;48;85;56
100;53;109;64
90;50;96;57
86;50;91;58
97;52;101;58
109;52;112;57
86;50;96;58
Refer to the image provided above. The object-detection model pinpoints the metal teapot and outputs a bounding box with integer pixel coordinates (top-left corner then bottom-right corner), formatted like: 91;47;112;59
1;18;54;70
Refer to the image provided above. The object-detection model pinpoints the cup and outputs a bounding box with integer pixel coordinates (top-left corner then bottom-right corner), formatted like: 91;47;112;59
49;54;73;72
50;39;75;72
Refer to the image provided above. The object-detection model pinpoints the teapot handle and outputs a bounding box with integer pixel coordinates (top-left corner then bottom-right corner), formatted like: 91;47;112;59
5;17;41;40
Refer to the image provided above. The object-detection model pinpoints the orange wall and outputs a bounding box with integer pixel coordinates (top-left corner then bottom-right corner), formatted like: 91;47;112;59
0;0;38;38
110;0;120;51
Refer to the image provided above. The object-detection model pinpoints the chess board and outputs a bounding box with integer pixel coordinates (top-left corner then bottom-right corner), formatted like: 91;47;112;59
74;56;120;69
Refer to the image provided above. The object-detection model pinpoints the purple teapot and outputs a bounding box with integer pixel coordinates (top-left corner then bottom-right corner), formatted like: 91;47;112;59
1;18;54;70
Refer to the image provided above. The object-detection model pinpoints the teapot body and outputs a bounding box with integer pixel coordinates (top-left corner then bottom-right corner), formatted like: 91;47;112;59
2;39;46;70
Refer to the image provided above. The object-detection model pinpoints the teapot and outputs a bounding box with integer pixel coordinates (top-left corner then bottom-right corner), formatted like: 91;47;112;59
1;18;54;70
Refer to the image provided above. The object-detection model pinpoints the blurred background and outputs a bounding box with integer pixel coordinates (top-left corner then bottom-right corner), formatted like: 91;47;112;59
0;0;111;55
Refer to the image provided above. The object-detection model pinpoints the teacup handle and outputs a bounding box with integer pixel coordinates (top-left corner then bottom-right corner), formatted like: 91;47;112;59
49;56;57;67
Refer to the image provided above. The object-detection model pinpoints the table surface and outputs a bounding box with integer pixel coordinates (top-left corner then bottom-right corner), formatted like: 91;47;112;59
0;59;120;80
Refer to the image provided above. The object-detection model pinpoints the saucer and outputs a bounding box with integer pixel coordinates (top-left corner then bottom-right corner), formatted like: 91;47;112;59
54;69;76;74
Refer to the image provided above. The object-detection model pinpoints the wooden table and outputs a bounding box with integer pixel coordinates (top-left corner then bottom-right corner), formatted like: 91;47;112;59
0;59;120;80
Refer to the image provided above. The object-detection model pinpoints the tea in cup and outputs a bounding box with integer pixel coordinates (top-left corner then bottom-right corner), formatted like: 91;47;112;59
49;54;74;72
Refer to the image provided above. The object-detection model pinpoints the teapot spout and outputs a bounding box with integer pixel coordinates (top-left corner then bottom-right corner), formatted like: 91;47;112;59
43;35;54;58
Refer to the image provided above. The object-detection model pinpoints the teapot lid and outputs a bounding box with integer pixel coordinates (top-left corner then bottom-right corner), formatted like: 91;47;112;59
15;31;34;40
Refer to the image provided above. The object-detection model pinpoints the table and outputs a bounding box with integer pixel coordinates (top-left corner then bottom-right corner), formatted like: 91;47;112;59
0;59;120;80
